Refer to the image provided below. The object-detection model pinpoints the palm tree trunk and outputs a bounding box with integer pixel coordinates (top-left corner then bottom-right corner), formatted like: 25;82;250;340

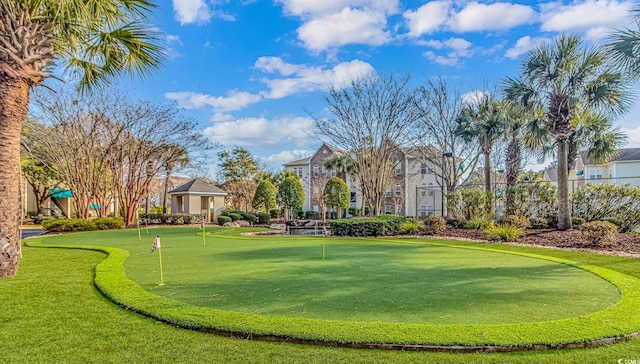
162;168;173;214
483;151;493;218
0;77;29;277
505;139;520;216
557;138;572;230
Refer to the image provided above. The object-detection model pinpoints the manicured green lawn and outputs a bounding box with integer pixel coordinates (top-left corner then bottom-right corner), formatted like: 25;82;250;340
38;227;618;325
2;233;640;362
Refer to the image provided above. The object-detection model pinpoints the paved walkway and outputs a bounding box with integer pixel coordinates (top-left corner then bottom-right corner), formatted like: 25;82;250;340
21;227;45;239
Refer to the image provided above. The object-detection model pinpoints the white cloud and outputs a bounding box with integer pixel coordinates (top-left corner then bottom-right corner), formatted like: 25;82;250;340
403;1;451;36
297;7;391;51
540;0;633;38
505;36;550;59
165;90;262;113
263;149;315;165
277;0;398;16
422;37;473;66
461;90;489;106
203;116;314;148
164;34;183;60
621;126;640;148
448;2;536;32
172;0;212;25
255;57;376;99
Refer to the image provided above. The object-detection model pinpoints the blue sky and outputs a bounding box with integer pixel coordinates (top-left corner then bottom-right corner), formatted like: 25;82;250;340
117;0;639;174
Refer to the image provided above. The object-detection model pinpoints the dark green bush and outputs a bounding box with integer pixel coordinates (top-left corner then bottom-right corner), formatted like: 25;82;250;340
217;216;232;225
399;220;420;234
330;215;406;237
580;220;618;246
572;184;640;232
423;215;446;235
228;213;242;222
304;211;321;220
256;213;270;224
529;217;548;229
348;207;361;216
269;208;282;218
41;218;97;232
572;217;585;227
241;212;257;224
93;217;125;230
139;213;203;225
445;217;464;228
461;217;491;229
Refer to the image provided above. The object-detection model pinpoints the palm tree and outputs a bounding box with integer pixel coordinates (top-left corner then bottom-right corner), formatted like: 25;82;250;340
504;34;630;230
0;1;163;277
607;4;640;79
323;154;354;181
455;94;507;217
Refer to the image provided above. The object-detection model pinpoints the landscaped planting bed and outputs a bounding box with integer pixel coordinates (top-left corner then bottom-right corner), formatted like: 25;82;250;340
26;227;640;351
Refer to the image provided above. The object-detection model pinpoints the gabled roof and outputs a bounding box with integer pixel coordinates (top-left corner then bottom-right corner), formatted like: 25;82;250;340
169;178;227;195
544;167;558;182
283;157;310;167
309;142;344;162
580;148;640;165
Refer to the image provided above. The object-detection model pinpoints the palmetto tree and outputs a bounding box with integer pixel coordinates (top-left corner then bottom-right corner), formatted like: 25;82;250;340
504;34;629;230
455;94;507;217
0;0;163;277
607;4;640;79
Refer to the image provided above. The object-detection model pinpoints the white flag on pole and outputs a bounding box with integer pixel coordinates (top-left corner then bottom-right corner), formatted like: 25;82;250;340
150;235;161;253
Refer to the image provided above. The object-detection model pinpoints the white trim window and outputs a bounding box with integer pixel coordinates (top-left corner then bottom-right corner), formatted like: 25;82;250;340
386;186;392;197
395;183;401;197
384;205;392;213
589;168;603;180
428;183;434;196
313;165;319;177
395;161;402;175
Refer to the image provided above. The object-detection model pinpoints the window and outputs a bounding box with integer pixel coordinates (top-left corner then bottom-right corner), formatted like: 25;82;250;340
421;183;426;197
386;186;392;197
589;168;603;180
427;163;434;174
298;168;303;177
420;163;427;174
331;169;336;177
395;205;401;214
395;161;402;175
428;183;434;196
395;183;401;197
313;205;319;212
313;165;319;177
384;205;392;213
419;205;427;218
322;166;327;177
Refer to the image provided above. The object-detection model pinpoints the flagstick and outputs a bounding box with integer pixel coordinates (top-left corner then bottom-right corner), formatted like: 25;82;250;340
158;247;165;285
145;219;149;234
203;222;206;247
322;234;326;260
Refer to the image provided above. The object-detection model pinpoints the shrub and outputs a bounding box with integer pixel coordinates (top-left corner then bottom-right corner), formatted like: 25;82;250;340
505;215;531;230
462;217;491;229
484;223;524;242
445;217;464;228
227;213;242;222
330;215;406;237
399;220;420;234
423;216;446;235
220;209;239;216
571;217;585;227
364;206;370;215
529;217;548;229
93;217;125;230
241;212;257;224
256;212;270;224
580;221;618;246
217;216;232;225
571;184;640;232
348;207;361;216
269;208;282;218
304;211;321;220
41;218;97;232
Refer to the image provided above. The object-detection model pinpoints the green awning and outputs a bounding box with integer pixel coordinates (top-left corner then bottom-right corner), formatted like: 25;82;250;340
50;189;73;198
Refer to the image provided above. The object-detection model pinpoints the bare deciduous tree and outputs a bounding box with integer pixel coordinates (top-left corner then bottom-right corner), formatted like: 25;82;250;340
314;74;421;216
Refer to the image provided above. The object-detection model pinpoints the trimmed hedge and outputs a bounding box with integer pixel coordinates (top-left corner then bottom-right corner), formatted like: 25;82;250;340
240;212;257;224
25;239;640;349
331;215;406;237
41;218;97;232
93;217;125;230
217;216;232;225
140;213;203;225
256;213;270;224
228;213;242;222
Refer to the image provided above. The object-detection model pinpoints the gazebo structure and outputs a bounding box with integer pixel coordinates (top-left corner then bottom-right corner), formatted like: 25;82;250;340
168;178;228;223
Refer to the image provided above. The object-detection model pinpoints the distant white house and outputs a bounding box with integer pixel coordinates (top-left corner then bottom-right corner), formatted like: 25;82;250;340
576;148;640;186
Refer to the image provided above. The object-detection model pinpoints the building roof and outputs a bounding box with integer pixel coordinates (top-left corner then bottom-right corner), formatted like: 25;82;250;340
283;157;310;166
580;148;640;165
169;178;227;195
544;167;558;182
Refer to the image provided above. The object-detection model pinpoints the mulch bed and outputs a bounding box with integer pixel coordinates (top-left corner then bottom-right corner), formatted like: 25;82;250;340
434;228;640;258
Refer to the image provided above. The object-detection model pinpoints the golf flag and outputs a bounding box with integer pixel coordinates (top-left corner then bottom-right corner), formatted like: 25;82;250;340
200;221;205;230
151;235;161;253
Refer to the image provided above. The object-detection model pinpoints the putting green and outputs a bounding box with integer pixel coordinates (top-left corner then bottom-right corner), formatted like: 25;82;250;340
42;227;619;325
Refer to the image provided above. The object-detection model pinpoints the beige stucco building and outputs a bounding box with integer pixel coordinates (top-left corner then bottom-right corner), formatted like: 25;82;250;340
169;178;228;223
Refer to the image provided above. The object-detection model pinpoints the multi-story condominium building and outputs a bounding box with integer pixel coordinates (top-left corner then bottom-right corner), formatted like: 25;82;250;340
283;144;445;217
